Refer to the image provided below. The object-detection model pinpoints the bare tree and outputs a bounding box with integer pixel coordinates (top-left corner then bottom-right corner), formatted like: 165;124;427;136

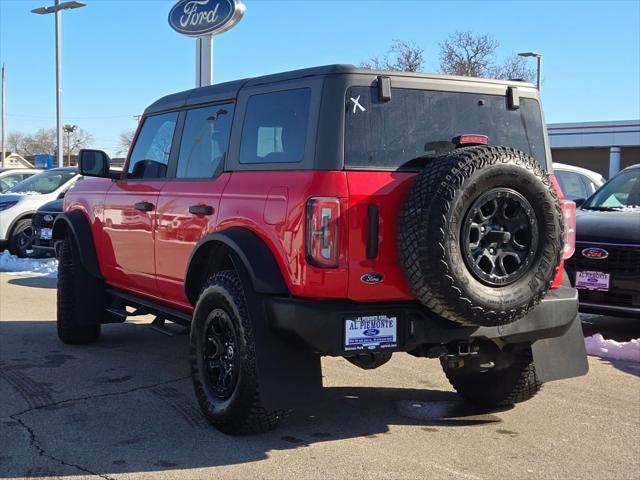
6;127;93;158
117;129;135;156
362;39;425;72
65;127;93;157
439;31;498;77
439;31;535;83
490;55;536;82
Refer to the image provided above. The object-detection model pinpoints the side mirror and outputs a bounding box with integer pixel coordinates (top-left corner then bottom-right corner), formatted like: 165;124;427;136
79;149;111;178
574;198;586;208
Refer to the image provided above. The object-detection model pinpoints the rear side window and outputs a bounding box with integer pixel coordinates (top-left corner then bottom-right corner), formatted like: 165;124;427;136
128;112;178;179
239;88;311;164
176;103;234;178
345;87;547;169
556;170;588;200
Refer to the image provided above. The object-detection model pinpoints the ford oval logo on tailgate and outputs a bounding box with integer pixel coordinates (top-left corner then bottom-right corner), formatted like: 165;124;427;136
360;273;384;284
582;247;609;260
364;329;380;337
168;0;245;37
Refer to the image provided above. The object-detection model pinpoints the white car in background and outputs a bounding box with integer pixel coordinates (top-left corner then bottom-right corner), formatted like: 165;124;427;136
553;162;606;204
0;168;79;257
0;168;42;193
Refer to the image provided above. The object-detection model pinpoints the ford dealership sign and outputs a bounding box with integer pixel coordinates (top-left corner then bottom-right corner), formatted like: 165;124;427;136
169;0;245;37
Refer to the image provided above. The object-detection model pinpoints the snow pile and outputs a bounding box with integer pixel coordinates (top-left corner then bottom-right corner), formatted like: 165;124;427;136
0;251;58;277
585;334;640;363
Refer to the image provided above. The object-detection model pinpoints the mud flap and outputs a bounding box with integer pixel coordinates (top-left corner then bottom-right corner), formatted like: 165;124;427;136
233;257;323;411
531;315;589;383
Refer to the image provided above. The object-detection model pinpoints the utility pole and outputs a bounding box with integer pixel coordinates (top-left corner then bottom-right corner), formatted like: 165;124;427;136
1;64;6;168
32;1;86;168
63;124;77;166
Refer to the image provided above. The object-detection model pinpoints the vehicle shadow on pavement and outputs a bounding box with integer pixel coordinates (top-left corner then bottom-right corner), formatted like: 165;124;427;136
0;320;510;478
7;276;57;289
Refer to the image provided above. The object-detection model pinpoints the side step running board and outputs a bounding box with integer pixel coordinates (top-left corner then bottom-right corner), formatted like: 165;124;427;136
106;289;192;327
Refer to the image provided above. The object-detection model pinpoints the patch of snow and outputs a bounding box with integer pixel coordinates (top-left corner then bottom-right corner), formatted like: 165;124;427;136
0;251;58;278
585;334;640;363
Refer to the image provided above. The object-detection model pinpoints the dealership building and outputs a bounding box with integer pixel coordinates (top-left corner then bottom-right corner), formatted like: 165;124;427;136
548;120;640;179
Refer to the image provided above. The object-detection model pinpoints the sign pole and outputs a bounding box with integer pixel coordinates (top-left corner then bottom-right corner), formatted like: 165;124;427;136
196;35;212;88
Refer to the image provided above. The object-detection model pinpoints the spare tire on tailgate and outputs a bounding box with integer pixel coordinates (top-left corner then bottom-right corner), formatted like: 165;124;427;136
399;146;563;327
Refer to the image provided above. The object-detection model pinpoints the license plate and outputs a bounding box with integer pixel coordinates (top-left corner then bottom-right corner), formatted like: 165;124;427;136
576;271;610;291
344;315;397;352
40;228;52;240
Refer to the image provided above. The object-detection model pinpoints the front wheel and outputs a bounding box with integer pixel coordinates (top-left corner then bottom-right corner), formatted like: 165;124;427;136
190;270;285;435
441;343;542;407
57;239;101;344
9;219;35;258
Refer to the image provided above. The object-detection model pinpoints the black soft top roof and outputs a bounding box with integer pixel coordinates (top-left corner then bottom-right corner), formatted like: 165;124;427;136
144;64;533;115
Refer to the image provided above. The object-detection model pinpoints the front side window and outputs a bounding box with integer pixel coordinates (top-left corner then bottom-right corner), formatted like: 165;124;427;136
7;170;76;194
239;88;311;164
0;173;28;193
176;103;234;178
127;112;178;179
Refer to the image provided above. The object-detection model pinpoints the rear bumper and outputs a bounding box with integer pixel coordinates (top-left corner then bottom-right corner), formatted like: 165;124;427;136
268;286;579;356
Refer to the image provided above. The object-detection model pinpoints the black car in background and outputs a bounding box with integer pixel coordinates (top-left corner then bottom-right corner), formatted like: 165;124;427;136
31;198;63;257
566;164;640;318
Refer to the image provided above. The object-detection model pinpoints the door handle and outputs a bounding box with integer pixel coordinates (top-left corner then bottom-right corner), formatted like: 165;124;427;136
134;201;154;212
189;205;214;215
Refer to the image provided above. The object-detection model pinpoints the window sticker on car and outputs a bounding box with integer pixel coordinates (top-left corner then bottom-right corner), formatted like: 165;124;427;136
349;95;366;114
344;315;397;351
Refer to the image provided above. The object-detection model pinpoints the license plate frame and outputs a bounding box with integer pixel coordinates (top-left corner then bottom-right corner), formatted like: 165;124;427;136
575;271;610;291
40;228;53;241
344;315;398;352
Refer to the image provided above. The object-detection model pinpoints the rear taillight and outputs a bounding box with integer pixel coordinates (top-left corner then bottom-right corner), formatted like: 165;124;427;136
549;174;577;288
306;197;340;268
549;175;576;260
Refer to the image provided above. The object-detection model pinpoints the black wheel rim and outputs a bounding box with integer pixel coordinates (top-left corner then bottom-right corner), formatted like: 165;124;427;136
17;227;34;255
461;188;539;286
203;308;239;400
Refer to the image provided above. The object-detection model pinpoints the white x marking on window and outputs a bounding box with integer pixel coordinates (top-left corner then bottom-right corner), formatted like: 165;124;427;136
350;95;366;114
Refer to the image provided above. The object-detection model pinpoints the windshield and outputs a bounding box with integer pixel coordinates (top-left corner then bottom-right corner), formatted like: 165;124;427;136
7;170;76;194
345;87;547;170
582;168;640;211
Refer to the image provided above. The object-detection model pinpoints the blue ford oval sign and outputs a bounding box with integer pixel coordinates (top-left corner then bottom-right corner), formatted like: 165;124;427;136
169;0;245;37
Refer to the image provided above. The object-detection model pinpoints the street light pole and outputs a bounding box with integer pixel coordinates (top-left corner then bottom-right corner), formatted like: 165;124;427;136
31;1;86;169
518;51;542;90
63;124;77;166
1;64;6;169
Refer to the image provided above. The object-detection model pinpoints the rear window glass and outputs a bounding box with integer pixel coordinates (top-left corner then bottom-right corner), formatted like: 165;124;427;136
239;88;311;164
345;87;547;169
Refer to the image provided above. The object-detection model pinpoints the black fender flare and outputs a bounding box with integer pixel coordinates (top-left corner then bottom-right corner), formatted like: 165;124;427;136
185;227;289;305
52;211;102;279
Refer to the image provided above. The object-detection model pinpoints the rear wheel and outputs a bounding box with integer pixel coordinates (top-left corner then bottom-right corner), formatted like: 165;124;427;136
57;239;101;344
9;219;35;258
441;343;542;407
190;270;285;434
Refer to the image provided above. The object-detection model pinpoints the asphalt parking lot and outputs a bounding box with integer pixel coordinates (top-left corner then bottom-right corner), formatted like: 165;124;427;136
1;272;639;480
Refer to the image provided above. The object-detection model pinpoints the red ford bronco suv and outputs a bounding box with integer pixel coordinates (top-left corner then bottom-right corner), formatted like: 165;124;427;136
54;65;588;434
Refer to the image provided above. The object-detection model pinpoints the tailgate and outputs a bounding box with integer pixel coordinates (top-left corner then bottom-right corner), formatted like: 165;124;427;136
346;171;417;302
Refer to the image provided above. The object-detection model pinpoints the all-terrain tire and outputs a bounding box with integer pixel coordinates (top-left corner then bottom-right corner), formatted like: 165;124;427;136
441;347;542;407
57;239;101;344
190;270;285;435
8;218;35;258
399;146;563;327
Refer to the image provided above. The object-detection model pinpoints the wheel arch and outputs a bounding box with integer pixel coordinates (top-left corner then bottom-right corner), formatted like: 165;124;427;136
185;227;289;305
52;210;102;278
6;211;36;239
